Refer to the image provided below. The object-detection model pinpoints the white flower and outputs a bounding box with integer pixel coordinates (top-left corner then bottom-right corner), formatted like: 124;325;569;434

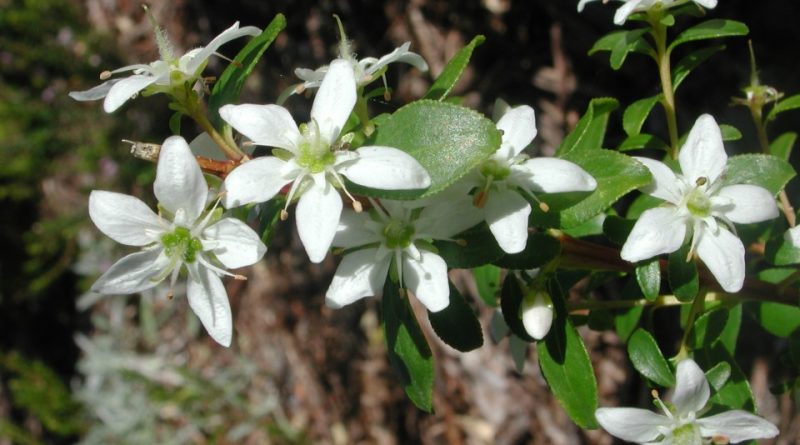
220;59;431;263
620;114;778;292
89;136;266;346
521;289;554;340
466;102;597;254
596;358;779;444
294;41;428;93
785;225;800;249
325;196;482;312
577;0;718;25
69;20;260;112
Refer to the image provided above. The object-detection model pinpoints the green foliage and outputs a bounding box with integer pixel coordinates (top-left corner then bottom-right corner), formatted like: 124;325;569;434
423;35;485;101
668;244;699;302
627;329;675;387
428;284;484;352
635;259;661;301
747;302;800;337
623;95;661;137
770;132;797;161
208;14;287;128
493;232;561;270
556;98;619;156
765;233;800;266
382;281;435;412
472;264;502;307
434;224;504;268
767;94;800;122
499;273;535;342
672;45;725;90
588;30;653;69
721;154;796;195
668;19;749;50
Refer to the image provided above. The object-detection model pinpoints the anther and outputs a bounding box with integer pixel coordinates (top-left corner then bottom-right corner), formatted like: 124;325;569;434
233;274;247;281
294;84;306;95
99;70;112;80
539;202;550;212
712;435;730;444
280;209;289;221
455;238;467;247
696;176;708;186
353;201;363;213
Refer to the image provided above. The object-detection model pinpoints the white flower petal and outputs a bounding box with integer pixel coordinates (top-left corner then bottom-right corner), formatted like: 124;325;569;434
325;248;391;308
679;114;727;185
154;136;209;222
333;209;381;248
185;22;261;75
103;74;159;112
521;293;553;340
613;0;645;25
513;157;597;193
203;218;266;269
620;207;687;262
785;225;800;248
91;249;168;294
595;407;670;443
296;176;343;263
495;105;537;160
222;157;293;208
89;190;163;246
416;195;483;240
310;59;357;144
340;146;431;190
672;358;711;416
695;226;745;293
635;156;684;204
715;184;779;224
697;410;779;442
403;250;449;312
577;0;598;11
693;0;717;9
187;266;233;347
485;188;532;254
365;42;429;76
219;104;301;152
69;80;117;102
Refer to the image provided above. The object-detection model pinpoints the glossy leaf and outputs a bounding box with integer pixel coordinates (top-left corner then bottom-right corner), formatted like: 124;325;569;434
603;215;635;246
366;100;501;199
672;45;725;90
610;29;651;70
719;124;742;141
767;94;800;122
208;14;286;128
472;264;502;307
424;35;485;101
617;133;669;151
623;95;661;137
499;274;535;342
428;283;483;352
382;281;434;412
669;19;748;50
560;149;652;228
705;361;731;391
635;259;661;301
770;132;797;161
556;98;619;156
628;329;675;387
668;244;698;302
493;232;561;270
615;305;644;342
693;345;755;411
721;154;796;196
435;224;504;268
747;302;800;337
765;234;800;266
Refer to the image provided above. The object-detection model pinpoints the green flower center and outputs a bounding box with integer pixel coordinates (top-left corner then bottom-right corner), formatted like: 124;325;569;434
480;159;511;181
161;226;203;263
686;187;712;217
296;122;336;173
382;219;415;249
670;423;702;445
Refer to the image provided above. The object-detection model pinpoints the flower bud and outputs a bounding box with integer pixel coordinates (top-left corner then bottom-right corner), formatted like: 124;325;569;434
521;290;553;340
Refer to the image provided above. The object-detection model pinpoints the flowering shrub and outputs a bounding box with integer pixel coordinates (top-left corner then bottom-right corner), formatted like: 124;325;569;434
70;2;800;443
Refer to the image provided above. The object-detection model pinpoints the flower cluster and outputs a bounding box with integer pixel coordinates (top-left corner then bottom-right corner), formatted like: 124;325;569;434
578;0;718;25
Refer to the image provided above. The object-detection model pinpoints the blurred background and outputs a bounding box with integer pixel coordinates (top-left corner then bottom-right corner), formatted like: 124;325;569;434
2;0;800;443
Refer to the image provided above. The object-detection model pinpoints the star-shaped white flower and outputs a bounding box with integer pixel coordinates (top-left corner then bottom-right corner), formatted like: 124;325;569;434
89;136;266;346
220;59;431;263
325;196;482;312
465;102;597;254
620;114;778;292
577;0;717;25
69;20;260;112
596;358;779;444
293;41;428;93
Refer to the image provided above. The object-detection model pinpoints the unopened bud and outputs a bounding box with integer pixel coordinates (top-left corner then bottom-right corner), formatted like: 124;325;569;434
521;290;553;340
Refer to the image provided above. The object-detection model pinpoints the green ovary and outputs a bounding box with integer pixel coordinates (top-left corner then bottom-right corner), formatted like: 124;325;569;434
670;423;702;445
480;159;510;181
161;226;203;263
382;219;415;249
296;123;335;173
686;188;711;218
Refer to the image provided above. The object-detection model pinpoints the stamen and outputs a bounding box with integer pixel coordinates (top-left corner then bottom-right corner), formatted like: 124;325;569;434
328;168;361;212
212;51;242;67
99;70;112;80
197;255;239;279
651;389;673;419
281;178;305;220
539;202;550;212
280;209;289;221
368;197;390;221
294;84;306;95
455;238;467;247
353;201;363;213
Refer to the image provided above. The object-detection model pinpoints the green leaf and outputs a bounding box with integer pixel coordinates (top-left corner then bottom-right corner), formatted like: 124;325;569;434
615;306;644;342
382;281;434;412
610;29;651;70
589;31;628;55
499;274;535;342
719;124;742;141
208;14;286;128
423;35;485;101
560;149;652;228
623;95;661;137
493;232;561;270
538;285;599;429
603;215;635;246
434;224;503;268
636;259;661;301
627;329;675;387
767;94;800;122
556;98;619;156
721;154;796;196
366;100;501;199
563;214;605;238
669;19;749;50
617;133;670;151
770;132;797;161
705;361;731;391
693;345;754;411
672;45;725;90
169;111;182;135
472;264;502;307
668;244;698;302
765;234;800;266
428;283;483;352
747;302;800;337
